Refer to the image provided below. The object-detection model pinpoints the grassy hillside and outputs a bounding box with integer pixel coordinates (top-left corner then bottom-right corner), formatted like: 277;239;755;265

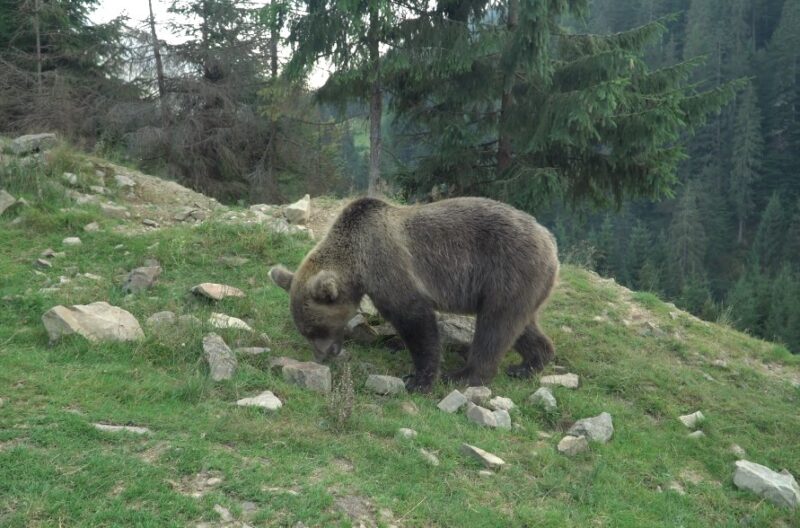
1;147;799;527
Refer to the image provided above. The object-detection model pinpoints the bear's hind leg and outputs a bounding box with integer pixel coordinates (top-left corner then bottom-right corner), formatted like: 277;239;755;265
507;322;555;378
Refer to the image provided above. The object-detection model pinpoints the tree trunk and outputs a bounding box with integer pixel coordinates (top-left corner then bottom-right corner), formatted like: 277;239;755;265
148;0;168;126
367;2;383;197
497;0;519;174
34;0;42;95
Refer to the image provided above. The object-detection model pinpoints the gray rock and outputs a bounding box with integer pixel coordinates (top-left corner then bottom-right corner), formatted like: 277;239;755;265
269;356;301;369
730;444;746;457
62;172;78;186
466;404;497;428
235;347;270;355
40;248;56;258
567;412;614;443
192;282;245;301
493;409;512;429
177;314;201;327
62;237;82;246
397;428;417;439
10;133;57;155
284;194;310;224
236;391;282;410
89;185;107;195
437;389;468;413
142;219;159;228
203;333;237;381
208;312;252;331
463;386;492;405
557;435;589;456
529;387;557;412
219;256;249;267
540;373;579;389
100;203;129;219
0;190;17;216
437;313;475;348
213;504;233;523
687;430;706;439
346;314;379;345
733;460;800;509
679;411;705;429
365;374;406;395
358;296;379;318
488;396;515;412
93;423;150;435
461;444;506;469
282;361;331;393
42;302;144;343
83;222;100;232
123;265;162;293
420;448;440;466
114;173;136;188
146;311;176;328
400;401;419;415
35;258;52;269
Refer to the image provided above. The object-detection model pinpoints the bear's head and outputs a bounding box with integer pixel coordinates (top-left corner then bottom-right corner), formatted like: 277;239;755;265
269;265;359;362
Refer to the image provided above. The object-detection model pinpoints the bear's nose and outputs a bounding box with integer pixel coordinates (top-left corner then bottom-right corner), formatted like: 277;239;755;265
311;337;340;361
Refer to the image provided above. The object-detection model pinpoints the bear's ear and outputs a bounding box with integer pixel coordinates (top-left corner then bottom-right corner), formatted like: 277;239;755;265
269;265;294;291
308;270;339;303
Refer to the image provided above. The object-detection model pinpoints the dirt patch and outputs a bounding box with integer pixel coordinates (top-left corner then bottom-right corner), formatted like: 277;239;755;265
168;470;224;498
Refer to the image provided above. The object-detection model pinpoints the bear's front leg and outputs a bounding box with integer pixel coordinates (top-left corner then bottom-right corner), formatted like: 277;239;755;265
377;301;440;393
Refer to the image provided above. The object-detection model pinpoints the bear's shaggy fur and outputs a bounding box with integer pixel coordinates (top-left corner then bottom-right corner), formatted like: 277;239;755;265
270;196;559;392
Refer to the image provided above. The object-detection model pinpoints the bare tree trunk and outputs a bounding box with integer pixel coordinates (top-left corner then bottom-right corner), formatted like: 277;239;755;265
367;2;383;197
148;0;168;126
497;0;518;174
34;0;42;96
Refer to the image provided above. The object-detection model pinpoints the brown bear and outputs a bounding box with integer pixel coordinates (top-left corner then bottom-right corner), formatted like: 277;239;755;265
270;196;559;392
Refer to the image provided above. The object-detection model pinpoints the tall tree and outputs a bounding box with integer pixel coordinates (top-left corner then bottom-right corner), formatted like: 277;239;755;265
730;84;764;244
669;182;707;282
751;193;787;276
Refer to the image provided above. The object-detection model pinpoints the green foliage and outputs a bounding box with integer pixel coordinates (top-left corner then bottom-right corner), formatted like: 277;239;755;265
751;193;787;276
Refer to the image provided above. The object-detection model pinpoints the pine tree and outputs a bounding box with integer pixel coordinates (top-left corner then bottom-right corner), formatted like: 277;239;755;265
730;84;764;244
784;199;800;269
751;193;787;275
669;182;707;284
765;265;800;352
627;220;652;289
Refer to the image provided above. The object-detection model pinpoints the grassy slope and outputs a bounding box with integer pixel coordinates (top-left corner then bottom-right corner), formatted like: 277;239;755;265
1;153;799;527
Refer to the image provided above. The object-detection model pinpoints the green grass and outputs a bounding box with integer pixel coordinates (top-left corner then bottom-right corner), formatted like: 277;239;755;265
1;159;800;527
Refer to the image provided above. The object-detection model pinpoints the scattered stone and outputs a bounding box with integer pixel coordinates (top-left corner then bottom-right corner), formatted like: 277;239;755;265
62;237;82;246
400;401;419;415
668;481;686;495
146;311;177;328
346;314;380;345
463;386;492;405
81;273;102;281
466;404;498;428
540;373;579;389
236;391;282;410
557;435;589;456
420;448;440;466
219;256;249;267
42;302;144;343
478;470;494;477
40;248;56;258
493;409;512;429
213;504;233;523
437;313;475;348
560;325;573;333
488;396;515;412
93;423;150;435
203;333;237;381
234;347;270;355
100;203;129;219
529;387;557;412
567;412;614;443
397;428;417;440
0;190;17;215
461;444;506;469
83;221;100;232
62;172;78;185
114;173;136;188
437;389;468;413
208;312;253;331
537;431;553;439
358;296;379;318
365;374;406;395
34;258;52;269
142;218;159;228
730;444;746;457
285;194;311;224
269;356;301;369
282;361;331;393
712;359;728;368
123;265;162;294
687;430;706;439
192;282;245;301
177;314;201;327
10;133;57;155
733;460;800;509
679;411;705;429
89;185;107;195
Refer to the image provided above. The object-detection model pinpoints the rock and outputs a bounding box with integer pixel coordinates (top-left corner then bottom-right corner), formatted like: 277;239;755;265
400;401;419;415
460;444;506;469
529;387;557;412
285;194;311;224
213;504;233;523
687;430;706;439
437;313;475;348
93;423;150;435
236;390;282;410
557;435;589;456
192;282;245;301
730;444;746;457
62;172;78;185
488;396;515;412
10;133;57;155
83;222;100;232
0;190;17;215
668;481;686;495
219;256;249;267
733;460;800;509
346;314;379;345
567;412;614;443
34;258;52;269
100;203;129;219
359;296;379;318
420;448;440;466
478;470;494;477
177;314;201;327
203;333;237;381
208;313;252;331
466;404;497;428
40;248;56;258
235;347;270;355
493;409;512;429
463;386;492;404
123;265;162;294
282;361;331;393
146;311;177;328
679;411;705;429
437;389;468;413
62;237;82;246
142;219;159;228
89;185;107;195
540;373;580;389
269;356;301;369
397;428;417;439
42;302;144;343
114;173;136;188
365;374;406;395
712;359;728;368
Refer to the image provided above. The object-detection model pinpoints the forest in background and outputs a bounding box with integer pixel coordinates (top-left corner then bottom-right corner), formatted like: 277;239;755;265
0;0;798;353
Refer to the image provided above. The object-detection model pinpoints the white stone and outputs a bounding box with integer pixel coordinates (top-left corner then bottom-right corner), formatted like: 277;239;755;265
234;347;270;355
679;411;705;429
10;133;57;155
208;313;252;331
461;444;506;469
733;460;800;509
282;361;331;393
420;448;440;466
466;404;497;428
284;194;311;225
100;203;129;219
730;444;746;457
203;333;237;381
62;172;78;185
0;190;17;215
557;435;589;456
192;283;246;301
567;412;614;443
437;389;468;413
94;423;150;435
114;173;136;188
529;387;557;412
123;265;162;293
83;222;100;232
63;237;82;246
687;430;706;439
493;409;512;429
213;504;233;523
463;386;492;404
540;373;579;389
397;428;417;439
42;302;144;343
236;391;282;410
365;374;406;395
488;396;515;412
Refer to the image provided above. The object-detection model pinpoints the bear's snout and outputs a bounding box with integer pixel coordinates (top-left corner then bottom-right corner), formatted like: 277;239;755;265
311;337;343;362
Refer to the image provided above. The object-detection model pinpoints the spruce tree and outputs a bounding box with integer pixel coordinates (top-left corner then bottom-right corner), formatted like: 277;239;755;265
730;84;764;244
751;193;787;275
669;182;707;285
784;199;800;269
